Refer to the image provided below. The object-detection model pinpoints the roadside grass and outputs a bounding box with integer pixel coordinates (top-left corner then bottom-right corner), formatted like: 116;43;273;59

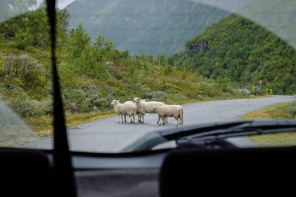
25;110;115;137
241;101;296;146
65;110;115;129
0;126;37;148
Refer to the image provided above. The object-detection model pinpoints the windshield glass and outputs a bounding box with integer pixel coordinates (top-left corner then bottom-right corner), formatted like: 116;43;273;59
0;0;54;149
0;0;296;152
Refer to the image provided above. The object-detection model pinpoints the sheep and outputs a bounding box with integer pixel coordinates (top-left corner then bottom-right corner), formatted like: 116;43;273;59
111;100;137;124
152;105;184;126
111;100;125;123
133;97;166;123
123;101;137;122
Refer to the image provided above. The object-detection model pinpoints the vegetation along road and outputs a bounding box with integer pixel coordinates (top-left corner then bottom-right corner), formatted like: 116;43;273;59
28;95;295;152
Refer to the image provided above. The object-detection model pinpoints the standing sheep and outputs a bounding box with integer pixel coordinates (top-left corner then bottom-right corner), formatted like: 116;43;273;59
133;97;166;123
124;101;137;123
152;105;184;126
111;100;137;124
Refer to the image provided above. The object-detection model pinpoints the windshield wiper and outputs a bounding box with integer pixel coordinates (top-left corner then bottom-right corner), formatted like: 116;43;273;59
162;120;296;140
121;120;296;152
159;121;252;140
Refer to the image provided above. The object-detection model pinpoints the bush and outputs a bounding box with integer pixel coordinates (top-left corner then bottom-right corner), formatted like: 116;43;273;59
0;33;4;43
285;101;296;119
0;85;52;118
2;54;44;90
63;88;110;112
143;91;168;102
7;97;40;118
11;32;28;50
39;98;53;115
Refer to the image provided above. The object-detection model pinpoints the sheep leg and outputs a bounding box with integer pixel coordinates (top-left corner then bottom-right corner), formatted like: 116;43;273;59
174;117;179;126
118;114;121;123
141;114;145;123
138;113;141;123
121;114;124;123
180;109;184;125
133;113;136;123
124;114;127;123
164;117;168;124
157;116;161;125
162;117;166;125
128;115;132;124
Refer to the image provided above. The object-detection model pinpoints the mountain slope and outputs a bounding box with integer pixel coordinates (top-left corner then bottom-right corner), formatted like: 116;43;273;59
118;2;228;56
65;0;229;56
172;14;296;94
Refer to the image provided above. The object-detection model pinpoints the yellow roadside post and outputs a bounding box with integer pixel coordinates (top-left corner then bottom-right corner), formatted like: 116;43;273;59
270;89;272;96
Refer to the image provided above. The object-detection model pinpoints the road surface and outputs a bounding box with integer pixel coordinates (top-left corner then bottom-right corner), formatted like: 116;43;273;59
29;95;296;152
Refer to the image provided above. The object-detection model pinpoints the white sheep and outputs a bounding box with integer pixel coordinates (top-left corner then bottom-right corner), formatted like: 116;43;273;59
152;105;184;126
111;100;137;124
133;97;166;123
124;101;137;122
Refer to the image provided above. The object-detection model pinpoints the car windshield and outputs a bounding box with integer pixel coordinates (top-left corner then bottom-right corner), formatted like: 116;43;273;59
0;0;296;153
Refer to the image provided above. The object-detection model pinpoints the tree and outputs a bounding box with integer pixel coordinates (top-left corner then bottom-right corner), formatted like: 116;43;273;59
0;7;69;49
56;9;70;48
93;35;115;62
168;57;174;66
24;8;49;46
67;22;91;58
158;54;166;66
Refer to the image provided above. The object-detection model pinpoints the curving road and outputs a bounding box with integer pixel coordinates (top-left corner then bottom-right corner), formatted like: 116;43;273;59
29;95;295;152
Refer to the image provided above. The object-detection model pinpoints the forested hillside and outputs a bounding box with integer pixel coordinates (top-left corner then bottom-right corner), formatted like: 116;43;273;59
65;0;229;56
0;8;242;134
171;14;296;94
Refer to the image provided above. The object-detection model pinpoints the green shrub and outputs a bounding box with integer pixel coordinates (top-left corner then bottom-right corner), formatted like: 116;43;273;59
0;33;4;43
7;97;39;118
143;91;168;102
63;88;110;112
285;101;296;119
11;32;28;50
2;54;44;90
39;98;53;115
2;85;52;118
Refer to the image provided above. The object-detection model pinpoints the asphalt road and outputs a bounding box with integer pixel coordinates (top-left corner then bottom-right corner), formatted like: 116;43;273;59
29;95;296;152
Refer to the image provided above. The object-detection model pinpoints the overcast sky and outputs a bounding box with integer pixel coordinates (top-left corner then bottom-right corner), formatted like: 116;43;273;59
37;0;75;9
56;0;75;9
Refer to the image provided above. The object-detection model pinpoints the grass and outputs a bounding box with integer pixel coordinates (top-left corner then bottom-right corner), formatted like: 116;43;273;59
241;102;296;146
241;102;290;120
24;110;115;137
247;132;296;147
0;126;37;147
65;110;115;129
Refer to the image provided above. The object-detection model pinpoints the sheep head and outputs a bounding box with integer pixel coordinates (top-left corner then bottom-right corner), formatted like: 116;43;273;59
111;100;120;106
151;106;157;112
133;97;141;103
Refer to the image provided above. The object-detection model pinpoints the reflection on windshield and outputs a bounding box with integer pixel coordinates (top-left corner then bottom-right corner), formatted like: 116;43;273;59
197;0;296;50
0;99;37;147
